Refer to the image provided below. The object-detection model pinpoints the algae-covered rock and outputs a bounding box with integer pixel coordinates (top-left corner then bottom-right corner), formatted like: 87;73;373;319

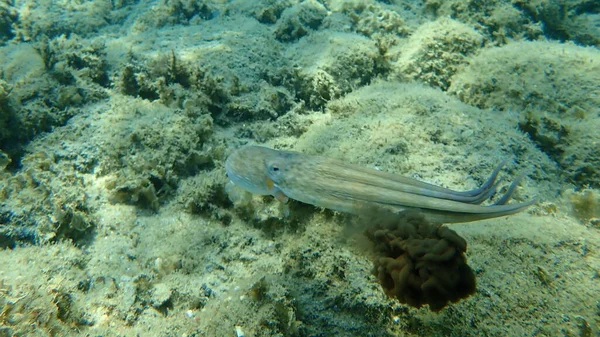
38;34;110;87
449;41;600;187
287;31;385;110
176;167;229;215
118;16;295;124
0;38;108;166
2;1;600;336
132;0;218;30
567;189;600;222
0;151;95;247
116;50;229;107
99;97;216;210
246;0;294;24
512;0;600;47
0;0;17;44
13;0;112;41
423;0;542;44
0;243;90;335
0;88;217;245
274;0;328;42
390;18;483;90
341;2;411;38
424;0;599;47
0;151;10;171
0;80;17;162
0;44;46;160
294;81;555;200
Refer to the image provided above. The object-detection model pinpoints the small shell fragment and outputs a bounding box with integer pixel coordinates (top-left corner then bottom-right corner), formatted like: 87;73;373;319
234;326;245;337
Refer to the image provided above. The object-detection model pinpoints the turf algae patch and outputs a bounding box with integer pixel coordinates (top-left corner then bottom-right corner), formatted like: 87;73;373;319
0;80;18;165
117;50;231;111
566;189;600;223
0;151;95;247
36;34;111;87
0;244;91;336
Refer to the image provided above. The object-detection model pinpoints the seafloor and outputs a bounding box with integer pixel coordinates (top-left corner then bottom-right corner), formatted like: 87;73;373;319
0;0;599;336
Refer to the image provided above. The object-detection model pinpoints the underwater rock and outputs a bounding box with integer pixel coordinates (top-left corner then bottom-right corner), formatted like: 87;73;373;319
0;1;17;44
275;0;328;42
390;17;483;90
286;31;382;110
0;150;10;171
449;41;600;188
365;211;476;312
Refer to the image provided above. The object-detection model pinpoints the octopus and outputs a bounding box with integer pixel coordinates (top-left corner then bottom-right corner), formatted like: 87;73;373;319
225;145;535;223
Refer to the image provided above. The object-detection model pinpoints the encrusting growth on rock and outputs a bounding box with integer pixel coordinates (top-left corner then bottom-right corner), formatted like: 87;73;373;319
363;210;476;311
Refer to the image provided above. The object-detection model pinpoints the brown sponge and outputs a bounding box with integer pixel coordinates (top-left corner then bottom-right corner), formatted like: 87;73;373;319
364;211;476;311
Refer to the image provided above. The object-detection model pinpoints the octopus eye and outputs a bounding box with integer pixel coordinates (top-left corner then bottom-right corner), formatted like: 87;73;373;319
265;161;283;181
